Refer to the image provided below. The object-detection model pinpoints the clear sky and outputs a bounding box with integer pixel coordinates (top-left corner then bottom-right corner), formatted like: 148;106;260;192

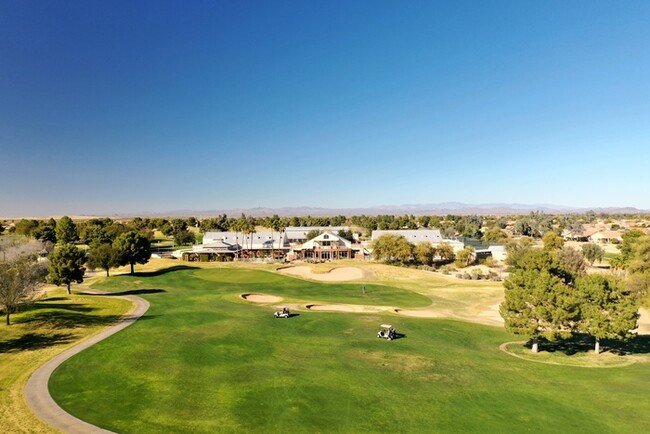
1;1;649;216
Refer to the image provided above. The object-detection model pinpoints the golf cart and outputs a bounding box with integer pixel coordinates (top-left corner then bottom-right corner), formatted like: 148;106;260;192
377;324;396;340
274;307;290;319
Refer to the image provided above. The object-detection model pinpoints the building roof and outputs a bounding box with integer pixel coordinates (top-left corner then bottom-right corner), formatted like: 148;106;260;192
371;229;444;244
203;231;284;249
284;226;349;241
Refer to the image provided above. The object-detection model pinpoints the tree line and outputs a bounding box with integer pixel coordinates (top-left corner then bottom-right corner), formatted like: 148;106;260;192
1;217;152;325
500;234;648;354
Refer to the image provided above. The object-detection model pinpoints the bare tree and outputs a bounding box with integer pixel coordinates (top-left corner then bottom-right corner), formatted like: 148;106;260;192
0;255;46;325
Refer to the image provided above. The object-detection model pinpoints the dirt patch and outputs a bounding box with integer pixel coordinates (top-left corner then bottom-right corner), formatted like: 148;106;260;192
394;308;444;318
241;293;283;303
305;304;391;313
636;308;650;335
278;266;364;281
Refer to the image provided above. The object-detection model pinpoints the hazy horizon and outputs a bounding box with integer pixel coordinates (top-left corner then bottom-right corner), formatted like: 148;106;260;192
2;2;649;216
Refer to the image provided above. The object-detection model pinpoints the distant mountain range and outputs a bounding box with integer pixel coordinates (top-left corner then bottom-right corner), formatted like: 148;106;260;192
126;203;649;218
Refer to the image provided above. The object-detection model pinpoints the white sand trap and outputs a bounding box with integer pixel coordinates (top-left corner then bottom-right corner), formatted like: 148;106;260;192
394;308;444;318
241;293;283;303
306;304;390;313
279;266;364;281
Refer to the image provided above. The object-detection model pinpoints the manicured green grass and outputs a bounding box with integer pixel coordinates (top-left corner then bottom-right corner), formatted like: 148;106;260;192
0;289;132;433
49;267;650;433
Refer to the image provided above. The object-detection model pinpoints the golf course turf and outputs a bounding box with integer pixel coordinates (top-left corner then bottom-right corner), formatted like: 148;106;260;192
49;266;650;433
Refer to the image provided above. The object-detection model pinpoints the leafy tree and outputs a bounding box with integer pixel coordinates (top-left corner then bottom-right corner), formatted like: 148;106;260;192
505;237;534;269
113;231;151;274
372;234;413;263
582;243;604;265
414;242;436;266
173;229;196;246
454;247;475;268
56;216;78;244
48;243;86;294
483;227;508;243
500;249;580;352
337;229;355;242
0;221;4;234
436;242;455;262
513;219;533;237
32;219;57;243
556;246;587;278
14;219;40;237
542;231;564;251
576;274;640;354
0;255;46;325
269;215;285;258
87;243;119;277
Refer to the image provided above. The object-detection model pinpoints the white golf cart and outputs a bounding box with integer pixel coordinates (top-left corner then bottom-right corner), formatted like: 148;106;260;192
274;307;290;318
377;324;396;340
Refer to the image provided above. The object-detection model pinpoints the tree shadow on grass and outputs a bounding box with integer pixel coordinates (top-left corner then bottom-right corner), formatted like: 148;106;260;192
81;289;166;297
526;334;650;356
0;332;73;353
130;265;199;277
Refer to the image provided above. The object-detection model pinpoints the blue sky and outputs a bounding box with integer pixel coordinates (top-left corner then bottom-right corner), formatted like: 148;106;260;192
1;1;649;216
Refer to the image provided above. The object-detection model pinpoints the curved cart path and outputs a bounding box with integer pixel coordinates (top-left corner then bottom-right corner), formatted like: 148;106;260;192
24;291;150;434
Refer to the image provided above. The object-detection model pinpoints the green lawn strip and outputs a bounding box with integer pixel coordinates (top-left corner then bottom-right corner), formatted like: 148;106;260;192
91;267;432;308
51;267;650;433
0;289;132;433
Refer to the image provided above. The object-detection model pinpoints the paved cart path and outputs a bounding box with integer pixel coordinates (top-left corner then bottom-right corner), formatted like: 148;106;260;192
24;291;149;434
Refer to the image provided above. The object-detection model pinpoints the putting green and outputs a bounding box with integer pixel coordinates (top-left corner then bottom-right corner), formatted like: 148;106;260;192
49;267;650;433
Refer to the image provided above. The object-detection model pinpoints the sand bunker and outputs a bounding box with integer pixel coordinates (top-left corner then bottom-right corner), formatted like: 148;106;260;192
241;293;283;303
306;304;390;313
279;266;364;281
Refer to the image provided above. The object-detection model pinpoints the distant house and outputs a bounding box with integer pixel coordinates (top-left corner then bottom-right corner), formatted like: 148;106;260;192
589;231;624;244
371;229;465;252
562;227;601;242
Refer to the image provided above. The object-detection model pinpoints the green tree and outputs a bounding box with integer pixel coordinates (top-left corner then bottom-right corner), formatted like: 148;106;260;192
483;227;508;243
113;231;151;274
87;243;119;277
48;243;86;294
32;219;58;243
454;247;475;268
500;249;580;353
269;215;285;259
577;274;641;354
414;242;436;266
581;243;604;265
173;229;196;246
0;255;46;325
14;219;39;237
56;216;78;244
371;234;413;263
556;246;587;278
542;231;564;251
436;242;455;262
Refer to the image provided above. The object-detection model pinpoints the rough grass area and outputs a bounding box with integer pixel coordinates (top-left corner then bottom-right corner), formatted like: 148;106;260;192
49;266;650;433
0;288;132;433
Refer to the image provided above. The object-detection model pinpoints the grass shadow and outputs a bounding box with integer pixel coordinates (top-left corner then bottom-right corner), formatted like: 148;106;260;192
130;265;199;277
16;308;124;330
0;332;73;353
526;334;650;355
82;289;166;297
